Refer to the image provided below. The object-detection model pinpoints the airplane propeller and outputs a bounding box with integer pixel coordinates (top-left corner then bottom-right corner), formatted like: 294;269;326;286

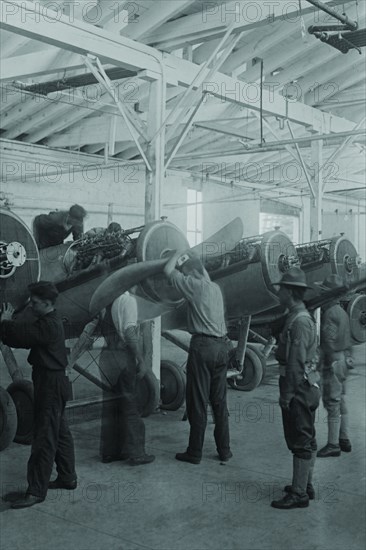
89;217;244;317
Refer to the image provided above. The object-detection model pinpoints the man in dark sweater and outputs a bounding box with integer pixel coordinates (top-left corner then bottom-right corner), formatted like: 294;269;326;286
33;204;86;249
0;281;77;509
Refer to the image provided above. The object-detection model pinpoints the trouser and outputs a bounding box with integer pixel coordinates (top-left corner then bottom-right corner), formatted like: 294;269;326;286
321;353;349;442
280;377;320;460
185;335;230;459
28;368;76;498
99;348;145;459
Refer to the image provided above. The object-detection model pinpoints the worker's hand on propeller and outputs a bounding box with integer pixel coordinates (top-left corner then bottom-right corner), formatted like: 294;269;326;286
1;303;15;322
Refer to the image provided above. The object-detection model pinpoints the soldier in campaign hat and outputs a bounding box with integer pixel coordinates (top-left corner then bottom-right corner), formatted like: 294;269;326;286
271;267;320;509
317;274;353;457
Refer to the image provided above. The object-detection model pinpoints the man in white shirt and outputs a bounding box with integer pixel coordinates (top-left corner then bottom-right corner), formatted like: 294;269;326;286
98;292;155;466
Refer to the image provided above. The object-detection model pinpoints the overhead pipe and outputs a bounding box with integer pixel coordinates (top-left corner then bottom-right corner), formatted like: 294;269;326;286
174;129;366;161
305;0;358;30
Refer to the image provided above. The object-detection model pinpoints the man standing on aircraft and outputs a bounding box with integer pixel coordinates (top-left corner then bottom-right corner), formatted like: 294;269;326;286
164;250;231;465
33;204;87;249
0;281;77;509
317;274;353;457
271;267;320;510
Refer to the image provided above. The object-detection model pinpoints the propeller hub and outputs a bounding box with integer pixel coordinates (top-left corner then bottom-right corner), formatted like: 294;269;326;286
1;241;27;278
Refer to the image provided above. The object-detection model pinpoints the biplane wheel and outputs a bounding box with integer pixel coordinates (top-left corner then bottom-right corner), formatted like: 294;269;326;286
7;380;34;445
227;347;263;392
160;360;186;411
0;387;18;451
347;294;366;344
247;344;267;382
136;370;160;418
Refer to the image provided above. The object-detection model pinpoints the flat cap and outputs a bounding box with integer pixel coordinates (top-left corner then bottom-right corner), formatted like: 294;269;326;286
28;280;59;301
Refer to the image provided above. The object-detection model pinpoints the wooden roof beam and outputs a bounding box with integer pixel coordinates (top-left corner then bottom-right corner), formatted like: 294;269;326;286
0;0;356;133
144;0;355;50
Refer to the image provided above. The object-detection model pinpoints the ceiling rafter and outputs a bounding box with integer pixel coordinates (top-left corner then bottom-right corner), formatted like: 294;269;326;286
143;0;356;50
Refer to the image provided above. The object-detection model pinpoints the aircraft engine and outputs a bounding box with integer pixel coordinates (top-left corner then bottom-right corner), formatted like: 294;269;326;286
296;235;360;285
0;208;40;309
205;230;298;319
296;236;364;343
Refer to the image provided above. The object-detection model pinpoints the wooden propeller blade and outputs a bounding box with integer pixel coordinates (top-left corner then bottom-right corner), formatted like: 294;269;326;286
134;294;175;322
191;217;243;261
89;259;167;317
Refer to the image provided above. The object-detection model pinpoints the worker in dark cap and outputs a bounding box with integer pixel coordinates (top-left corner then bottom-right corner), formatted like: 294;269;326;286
0;281;77;509
317;274;353;457
106;221;122;234
33;204;87;249
164;249;231;465
270;267;320;510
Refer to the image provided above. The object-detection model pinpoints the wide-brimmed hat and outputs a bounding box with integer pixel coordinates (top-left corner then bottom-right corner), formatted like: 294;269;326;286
273;267;310;288
317;274;345;291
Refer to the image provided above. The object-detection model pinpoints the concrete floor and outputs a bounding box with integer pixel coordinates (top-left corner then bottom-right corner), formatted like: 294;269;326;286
1;344;365;550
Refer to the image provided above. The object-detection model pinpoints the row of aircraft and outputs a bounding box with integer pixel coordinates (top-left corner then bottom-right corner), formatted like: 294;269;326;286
1;207;365;450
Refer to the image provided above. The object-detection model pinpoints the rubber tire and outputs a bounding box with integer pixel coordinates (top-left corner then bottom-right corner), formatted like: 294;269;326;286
0;387;18;451
346;294;366;344
136;370;160;418
227;347;263;391
160;360;186;411
247;344;267;382
6;379;34;445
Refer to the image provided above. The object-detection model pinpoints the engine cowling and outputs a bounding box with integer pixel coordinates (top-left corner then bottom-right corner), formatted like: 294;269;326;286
0;208;40;309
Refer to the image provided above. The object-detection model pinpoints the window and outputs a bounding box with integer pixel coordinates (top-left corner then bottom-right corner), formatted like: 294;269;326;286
260;213;299;244
187;189;202;246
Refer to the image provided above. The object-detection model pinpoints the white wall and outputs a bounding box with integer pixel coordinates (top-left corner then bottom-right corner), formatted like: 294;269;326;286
2;165;146;231
202;182;260;239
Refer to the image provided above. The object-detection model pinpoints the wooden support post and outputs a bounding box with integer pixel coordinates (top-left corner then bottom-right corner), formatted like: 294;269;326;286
142;78;166;381
309;140;323;242
309;139;323;337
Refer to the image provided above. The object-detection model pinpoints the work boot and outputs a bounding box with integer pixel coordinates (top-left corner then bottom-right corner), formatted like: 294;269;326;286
11;494;45;509
272;456;311;509
271;492;309;509
129;454;155;466
48;478;77;490
218;451;233;462
175;451;201;465
317;443;341;457
284;484;315;500
101;454;129;463
339;439;352;452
